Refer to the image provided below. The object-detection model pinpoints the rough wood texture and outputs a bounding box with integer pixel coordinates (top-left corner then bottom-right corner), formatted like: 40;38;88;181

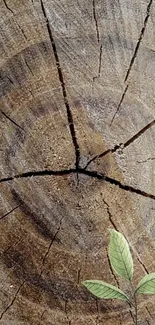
0;0;155;324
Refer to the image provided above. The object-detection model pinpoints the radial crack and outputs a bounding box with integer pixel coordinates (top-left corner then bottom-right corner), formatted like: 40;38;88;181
84;145;120;170
0;168;75;183
39;310;47;325
24;58;34;75
5;76;14;84
15;21;27;40
92;0;102;80
40;0;80;169
3;0;13;13
95;298;99;325
93;0;100;43
123;119;155;148
1;110;24;131
136;255;149;274
137;157;155;163
146;306;152;319
0;281;25;320
39;215;64;275
98;44;102;77
102;198;118;230
3;0;27;41
0;205;20;220
79;169;155;200
1;168;155;200
110;84;129;125
124;0;153;82
84;119;155;168
129;309;135;323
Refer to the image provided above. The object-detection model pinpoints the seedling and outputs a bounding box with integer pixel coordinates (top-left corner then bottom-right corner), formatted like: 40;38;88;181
82;229;155;324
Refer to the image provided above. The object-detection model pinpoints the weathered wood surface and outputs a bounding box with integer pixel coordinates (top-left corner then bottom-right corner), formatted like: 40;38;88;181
0;0;155;324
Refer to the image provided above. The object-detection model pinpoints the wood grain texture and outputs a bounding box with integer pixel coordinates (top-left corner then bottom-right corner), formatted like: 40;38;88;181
0;0;155;324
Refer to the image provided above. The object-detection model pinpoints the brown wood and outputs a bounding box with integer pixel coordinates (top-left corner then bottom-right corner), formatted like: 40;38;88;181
0;0;155;324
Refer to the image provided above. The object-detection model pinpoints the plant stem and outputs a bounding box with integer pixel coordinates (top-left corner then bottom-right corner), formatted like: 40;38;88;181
129;281;138;325
133;292;138;325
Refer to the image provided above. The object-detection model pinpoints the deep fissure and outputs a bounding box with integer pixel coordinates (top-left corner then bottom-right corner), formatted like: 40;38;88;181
110;84;129;125
1;168;155;201
1;110;24;131
98;44;102;77
93;0;100;44
40;0;80;169
102;198;118;231
3;0;14;14
136;255;149;274
0;281;25;320
124;0;153;82
84;119;155;169
0;205;20;220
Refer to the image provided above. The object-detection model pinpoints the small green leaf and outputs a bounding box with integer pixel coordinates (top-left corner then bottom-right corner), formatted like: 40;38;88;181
82;280;130;301
135;273;155;294
108;229;133;280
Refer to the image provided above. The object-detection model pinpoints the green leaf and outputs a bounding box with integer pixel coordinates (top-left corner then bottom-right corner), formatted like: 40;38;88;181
108;229;133;280
135;273;155;294
82;280;130;301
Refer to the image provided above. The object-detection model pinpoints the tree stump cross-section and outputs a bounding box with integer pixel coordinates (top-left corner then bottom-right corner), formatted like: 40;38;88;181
0;0;155;324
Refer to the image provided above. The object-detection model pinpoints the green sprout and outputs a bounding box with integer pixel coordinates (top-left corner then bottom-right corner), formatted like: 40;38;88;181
82;229;155;324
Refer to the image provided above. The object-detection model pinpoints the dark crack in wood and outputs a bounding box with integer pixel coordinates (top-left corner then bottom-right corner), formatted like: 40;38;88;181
124;0;153;82
3;0;27;40
93;0;100;43
110;84;129;125
102;198;118;230
95;298;99;325
146;306;152;319
29;89;35;99
3;0;14;13
136;255;149;274
0;168;75;183
84;145;120;170
1;168;155;200
1;110;24;131
0;281;25;320
129;309;136;324
15;21;27;40
98;44;102;77
39;215;64;276
84;119;155;168
137;157;155;163
2;235;23;257
0;205;20;220
39;309;47;325
92;0;102;80
40;0;80;169
5;76;14;84
81;169;155;200
123;119;155;148
24;58;34;75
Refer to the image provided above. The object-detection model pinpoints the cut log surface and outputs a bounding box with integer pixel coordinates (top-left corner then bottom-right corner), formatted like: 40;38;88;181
0;0;155;324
